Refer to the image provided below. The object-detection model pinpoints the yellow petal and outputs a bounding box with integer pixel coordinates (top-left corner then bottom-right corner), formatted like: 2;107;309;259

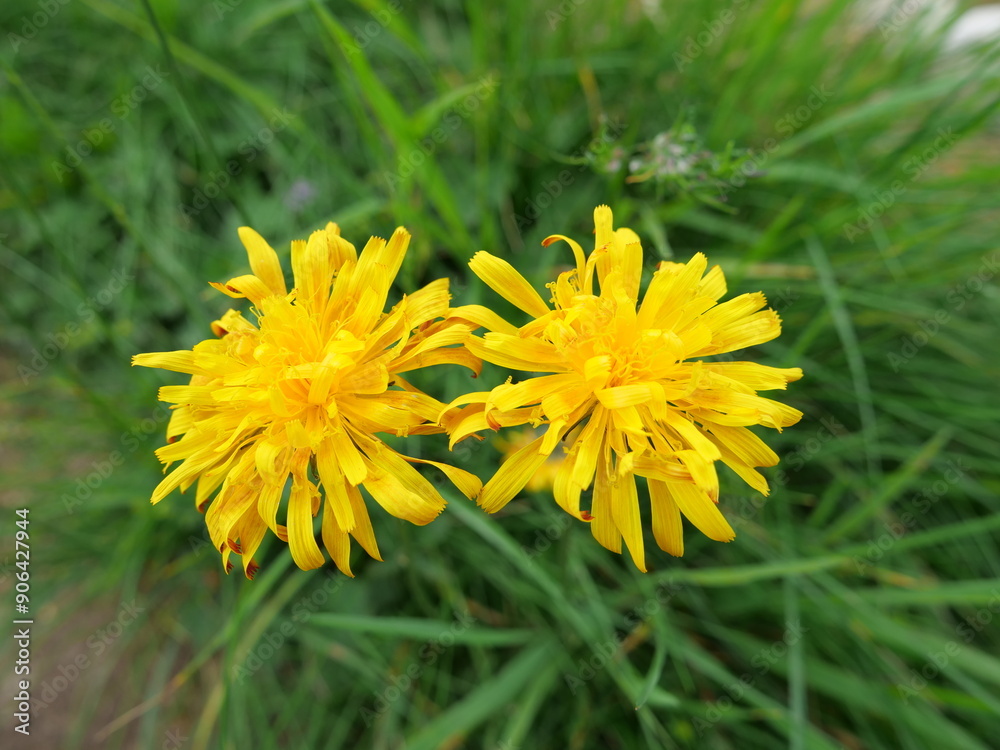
570;408;608;490
166;405;194;443
321;502;354;577
237;226;287;296
406;456;482;500
616;238;643;301
442;404;491;448
541;233;587;280
553;449;585;519
610;405;646;439
479;435;549;513
233;508;268;578
391;346;483;378
347;229;408;316
287;455;325;570
132;350;241;378
345;482;381;561
448;304;519;335
629;453;692;483
670;482;735;543
195;469;226;512
708;424;779;467
358;444;446;525
316;439;355;532
211;308;258;337
256;481;283;534
636;252;708;330
392;325;471;366
209;274;274;305
254;435;289;484
292;229;334;314
589;454;621;553
150;453;216;504
465;334;569;373
676;449;719;502
596;383;660;410
339;360;389;396
700;292;768;330
328;429;368;486
697;264;727;301
469;252;551;319
158;385;216;407
593;205;615;271
657;410;721;461
541;384;594;421
718;444;771;496
701;310;782;355
583;355;612;390
401;278;451;330
703;362;804;390
344;273;389;337
325;222;358;269
205;482;256;551
648;479;684;556
611;471;646;571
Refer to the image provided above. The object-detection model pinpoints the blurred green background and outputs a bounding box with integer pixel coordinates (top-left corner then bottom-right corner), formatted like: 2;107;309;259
2;0;1000;748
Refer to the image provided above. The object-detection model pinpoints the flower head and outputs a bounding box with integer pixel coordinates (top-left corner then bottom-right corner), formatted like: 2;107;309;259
446;206;802;570
134;223;481;577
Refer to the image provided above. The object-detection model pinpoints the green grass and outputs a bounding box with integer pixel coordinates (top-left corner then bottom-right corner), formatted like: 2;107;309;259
2;0;1000;747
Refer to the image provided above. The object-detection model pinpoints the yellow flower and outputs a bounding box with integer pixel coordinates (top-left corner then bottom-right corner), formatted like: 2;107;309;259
133;223;482;578
445;206;802;571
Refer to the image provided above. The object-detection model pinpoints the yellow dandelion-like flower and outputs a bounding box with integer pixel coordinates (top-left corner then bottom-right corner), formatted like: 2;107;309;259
445;206;802;571
133;223;482;578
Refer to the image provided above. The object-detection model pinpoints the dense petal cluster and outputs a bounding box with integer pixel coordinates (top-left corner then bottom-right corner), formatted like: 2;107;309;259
133;223;481;577
445;206;802;570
